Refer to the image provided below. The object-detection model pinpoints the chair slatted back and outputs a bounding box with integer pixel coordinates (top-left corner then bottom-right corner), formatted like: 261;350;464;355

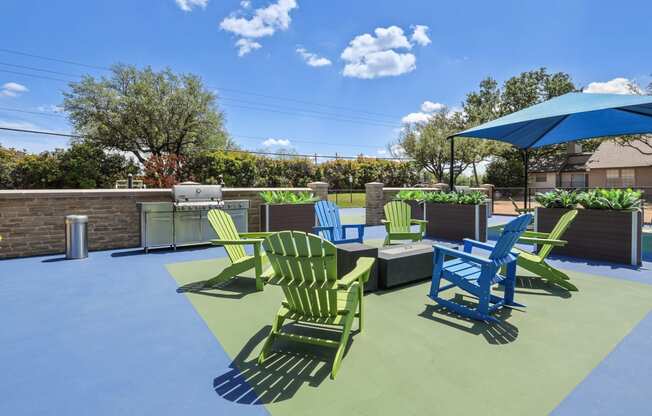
538;209;578;259
489;214;532;260
384;201;411;232
263;231;339;318
207;209;247;263
315;201;343;241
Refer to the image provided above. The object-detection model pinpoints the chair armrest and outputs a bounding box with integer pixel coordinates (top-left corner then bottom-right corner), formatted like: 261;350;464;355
518;237;567;246
239;232;274;239
338;257;376;288
462;238;494;253
410;219;428;225
381;220;390;224
211;238;263;246
313;225;335;232
433;244;491;265
520;231;550;239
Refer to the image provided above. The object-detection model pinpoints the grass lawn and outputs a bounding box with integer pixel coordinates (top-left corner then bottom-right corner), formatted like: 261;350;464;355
327;192;366;208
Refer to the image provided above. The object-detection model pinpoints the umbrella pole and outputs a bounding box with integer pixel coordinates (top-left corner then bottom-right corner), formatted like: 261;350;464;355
523;149;529;210
449;137;455;191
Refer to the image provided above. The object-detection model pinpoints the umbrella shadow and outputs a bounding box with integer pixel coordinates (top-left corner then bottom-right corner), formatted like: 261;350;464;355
212;325;336;405
419;294;520;345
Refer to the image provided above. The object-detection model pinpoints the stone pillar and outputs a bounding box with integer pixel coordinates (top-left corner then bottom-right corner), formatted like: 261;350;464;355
308;181;329;201
365;182;384;226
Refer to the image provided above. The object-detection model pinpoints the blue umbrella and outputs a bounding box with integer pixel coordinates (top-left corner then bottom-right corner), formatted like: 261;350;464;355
449;92;652;206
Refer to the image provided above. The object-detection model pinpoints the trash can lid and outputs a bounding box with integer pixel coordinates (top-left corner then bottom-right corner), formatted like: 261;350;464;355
65;215;88;224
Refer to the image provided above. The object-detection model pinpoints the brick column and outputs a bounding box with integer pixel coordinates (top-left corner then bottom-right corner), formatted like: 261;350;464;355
308;182;329;201
365;182;384;226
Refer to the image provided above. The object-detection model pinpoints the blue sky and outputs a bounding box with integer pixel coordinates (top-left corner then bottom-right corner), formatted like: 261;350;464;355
1;0;651;157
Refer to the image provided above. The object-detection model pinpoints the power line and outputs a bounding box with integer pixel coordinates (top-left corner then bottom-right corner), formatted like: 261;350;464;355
0;69;71;83
0;126;408;160
213;86;402;120
0;48;402;120
0;106;66;118
0;61;83;78
222;103;399;128
0;48;110;71
220;96;400;126
0;106;390;150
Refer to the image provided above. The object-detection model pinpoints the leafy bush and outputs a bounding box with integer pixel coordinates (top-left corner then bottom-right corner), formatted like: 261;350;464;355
423;191;487;205
395;189;427;201
577;188;642;211
534;189;578;208
259;190;318;204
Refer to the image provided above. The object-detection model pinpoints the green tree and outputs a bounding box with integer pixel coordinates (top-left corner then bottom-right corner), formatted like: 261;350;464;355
59;141;139;188
63;64;233;166
0;146;24;188
11;152;63;189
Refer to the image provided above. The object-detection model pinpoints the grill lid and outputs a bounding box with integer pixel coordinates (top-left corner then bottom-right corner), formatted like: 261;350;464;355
173;184;222;203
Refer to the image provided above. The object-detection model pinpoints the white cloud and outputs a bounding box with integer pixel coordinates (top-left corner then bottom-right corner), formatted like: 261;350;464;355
583;77;642;95
262;138;291;147
296;47;332;67
390;143;407;158
400;100;448;124
240;0;251;8
401;112;433;124
411;25;431;46
175;0;208;12
0;82;28;98
220;0;297;55
341;25;431;79
377;148;387;155
236;38;262;56
421;101;445;113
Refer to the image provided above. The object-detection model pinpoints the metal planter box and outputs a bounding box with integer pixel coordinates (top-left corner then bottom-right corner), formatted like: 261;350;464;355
535;207;642;266
260;203;315;233
425;203;487;242
400;200;425;220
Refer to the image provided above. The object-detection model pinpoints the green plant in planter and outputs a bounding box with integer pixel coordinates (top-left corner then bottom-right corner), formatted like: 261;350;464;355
395;189;427;201
577;188;642;211
259;190;318;204
423;191;487;205
534;189;578;209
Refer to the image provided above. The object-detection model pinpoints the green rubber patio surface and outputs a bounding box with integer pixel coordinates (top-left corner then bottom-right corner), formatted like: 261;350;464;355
166;258;652;416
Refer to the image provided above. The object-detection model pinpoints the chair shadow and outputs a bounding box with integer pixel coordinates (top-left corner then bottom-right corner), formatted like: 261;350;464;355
176;276;259;300
494;275;572;299
213;325;335;405
419;294;519;345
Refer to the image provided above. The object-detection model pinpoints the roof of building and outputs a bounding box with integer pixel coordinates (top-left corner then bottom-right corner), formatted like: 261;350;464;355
586;140;652;169
529;152;592;173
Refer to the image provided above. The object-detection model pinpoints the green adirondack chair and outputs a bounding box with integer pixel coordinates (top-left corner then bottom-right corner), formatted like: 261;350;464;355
257;231;375;380
382;200;427;246
513;209;579;291
205;209;273;291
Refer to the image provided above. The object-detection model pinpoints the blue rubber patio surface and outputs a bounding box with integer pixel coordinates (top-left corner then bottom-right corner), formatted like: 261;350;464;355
1;217;650;415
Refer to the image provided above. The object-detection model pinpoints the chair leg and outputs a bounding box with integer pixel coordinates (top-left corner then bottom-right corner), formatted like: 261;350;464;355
258;310;286;365
358;287;364;332
428;251;445;300
254;243;264;291
383;235;390;246
503;261;517;305
331;313;354;380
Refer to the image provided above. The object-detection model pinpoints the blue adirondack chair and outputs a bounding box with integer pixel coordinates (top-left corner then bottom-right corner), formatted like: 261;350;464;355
428;214;532;322
313;200;365;244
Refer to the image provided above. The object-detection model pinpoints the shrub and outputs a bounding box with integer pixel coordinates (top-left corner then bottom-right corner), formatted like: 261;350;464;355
423;191;487;205
395;189;427;201
259;190;317;204
577;188;642;211
534;189;578;208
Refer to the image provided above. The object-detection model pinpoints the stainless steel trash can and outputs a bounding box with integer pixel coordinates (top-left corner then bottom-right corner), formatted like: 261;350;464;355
65;215;88;259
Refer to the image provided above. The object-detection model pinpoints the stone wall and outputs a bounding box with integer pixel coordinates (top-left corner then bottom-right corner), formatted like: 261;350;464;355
0;184;326;259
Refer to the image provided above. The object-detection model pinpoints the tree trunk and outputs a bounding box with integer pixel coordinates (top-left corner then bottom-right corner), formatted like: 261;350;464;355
472;162;479;186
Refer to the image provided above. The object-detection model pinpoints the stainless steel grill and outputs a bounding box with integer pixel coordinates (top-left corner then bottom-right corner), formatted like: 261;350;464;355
138;184;249;252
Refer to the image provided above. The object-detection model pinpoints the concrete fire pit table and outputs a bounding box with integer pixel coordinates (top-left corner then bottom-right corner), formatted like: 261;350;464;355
377;242;458;289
